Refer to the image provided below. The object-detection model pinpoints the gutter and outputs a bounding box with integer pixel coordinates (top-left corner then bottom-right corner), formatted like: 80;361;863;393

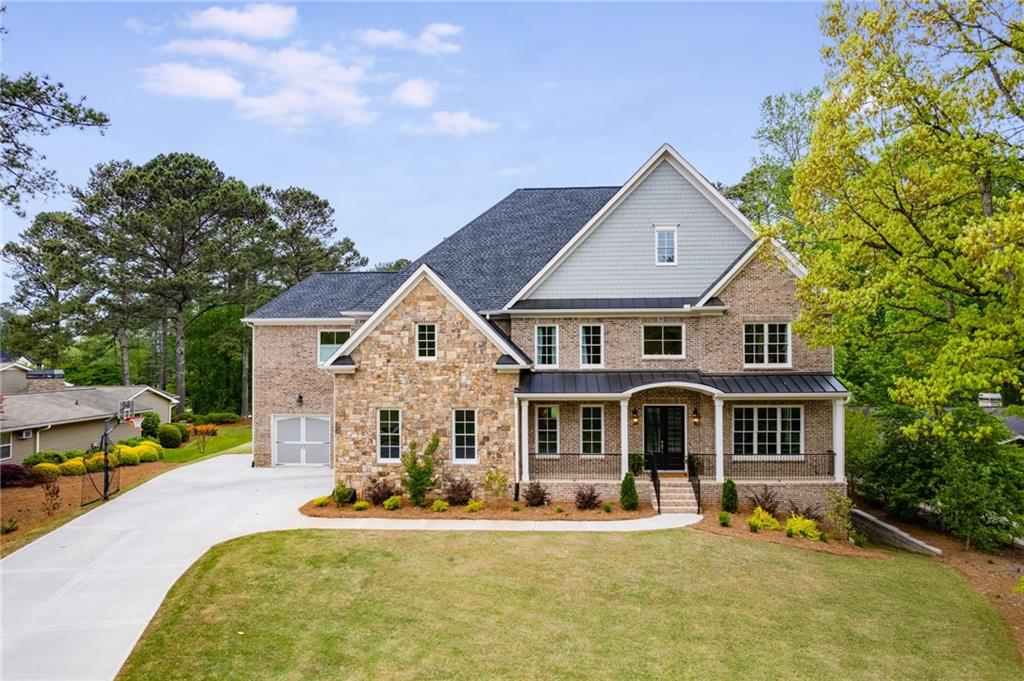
34;424;52;454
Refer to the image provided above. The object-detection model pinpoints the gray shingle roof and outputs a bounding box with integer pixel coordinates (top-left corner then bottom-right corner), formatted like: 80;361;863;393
517;371;848;396
247;271;402;319
0;386;175;431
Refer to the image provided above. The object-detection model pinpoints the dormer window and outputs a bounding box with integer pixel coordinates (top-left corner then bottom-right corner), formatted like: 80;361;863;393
654;224;678;266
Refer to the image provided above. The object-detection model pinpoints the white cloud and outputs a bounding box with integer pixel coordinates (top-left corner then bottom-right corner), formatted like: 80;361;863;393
125;17;164;36
184;4;297;40
391;78;437;108
139;62;244;100
411;110;498;136
355;22;463;55
163;38;262;64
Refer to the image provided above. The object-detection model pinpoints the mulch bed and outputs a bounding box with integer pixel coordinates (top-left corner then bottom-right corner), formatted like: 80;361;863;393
693;511;886;559
301;498;657;521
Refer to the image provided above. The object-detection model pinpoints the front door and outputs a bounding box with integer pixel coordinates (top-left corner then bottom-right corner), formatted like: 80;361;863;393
643;406;686;471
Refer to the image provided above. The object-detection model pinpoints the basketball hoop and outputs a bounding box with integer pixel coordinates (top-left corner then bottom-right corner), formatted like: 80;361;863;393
123;415;142;428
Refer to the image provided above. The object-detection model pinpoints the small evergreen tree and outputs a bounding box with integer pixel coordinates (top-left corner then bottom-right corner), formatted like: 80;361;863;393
620;472;639;511
401;434;438;507
141;412;160;438
722;479;739;512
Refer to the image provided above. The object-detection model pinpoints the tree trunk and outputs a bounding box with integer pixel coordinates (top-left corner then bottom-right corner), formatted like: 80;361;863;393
240;327;251;419
174;308;187;416
115;328;131;385
159;318;168;391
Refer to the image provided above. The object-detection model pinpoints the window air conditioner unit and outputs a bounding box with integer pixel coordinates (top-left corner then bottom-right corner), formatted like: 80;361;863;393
16;429;33;440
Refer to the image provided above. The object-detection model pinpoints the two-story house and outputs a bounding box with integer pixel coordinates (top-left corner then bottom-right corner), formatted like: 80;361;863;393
244;145;849;512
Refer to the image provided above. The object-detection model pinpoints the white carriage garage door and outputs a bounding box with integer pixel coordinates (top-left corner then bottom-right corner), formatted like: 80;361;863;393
273;415;331;466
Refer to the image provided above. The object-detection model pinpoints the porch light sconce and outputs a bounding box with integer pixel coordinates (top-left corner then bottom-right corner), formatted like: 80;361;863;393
631;408;639;427
297;393;304;406
691;407;701;426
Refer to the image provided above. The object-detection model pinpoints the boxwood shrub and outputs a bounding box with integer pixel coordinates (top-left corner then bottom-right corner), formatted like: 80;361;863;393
59;458;87;476
158;424;182;449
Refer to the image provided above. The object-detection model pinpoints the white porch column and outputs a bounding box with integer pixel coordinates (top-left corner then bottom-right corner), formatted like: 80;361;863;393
513;396;520;483
520;399;531;482
619;398;629;479
714;397;725;483
833;398;846;483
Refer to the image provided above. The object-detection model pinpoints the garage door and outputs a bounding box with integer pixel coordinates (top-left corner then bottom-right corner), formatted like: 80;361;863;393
273;415;331;466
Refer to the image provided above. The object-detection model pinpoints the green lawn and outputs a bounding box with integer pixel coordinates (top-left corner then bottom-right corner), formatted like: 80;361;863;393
162;423;252;463
118;530;1021;680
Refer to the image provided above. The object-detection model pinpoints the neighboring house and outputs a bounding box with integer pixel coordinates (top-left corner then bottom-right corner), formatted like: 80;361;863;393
0;369;178;464
245;145;849;511
978;393;1024;446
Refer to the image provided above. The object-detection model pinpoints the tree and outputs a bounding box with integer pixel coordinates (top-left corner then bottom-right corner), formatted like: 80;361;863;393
374;258;411;272
0;11;109;216
786;1;1024;431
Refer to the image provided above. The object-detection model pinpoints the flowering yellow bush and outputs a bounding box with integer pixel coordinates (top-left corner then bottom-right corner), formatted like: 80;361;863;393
32;463;61;478
785;515;824;542
747;506;781;533
58;458;86;476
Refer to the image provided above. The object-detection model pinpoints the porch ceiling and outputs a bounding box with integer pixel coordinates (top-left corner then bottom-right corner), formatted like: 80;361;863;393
516;370;849;399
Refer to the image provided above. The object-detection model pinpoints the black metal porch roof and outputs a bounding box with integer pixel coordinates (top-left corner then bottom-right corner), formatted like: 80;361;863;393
517;371;848;396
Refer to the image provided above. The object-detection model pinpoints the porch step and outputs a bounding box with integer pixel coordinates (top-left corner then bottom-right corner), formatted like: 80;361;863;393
650;478;699;513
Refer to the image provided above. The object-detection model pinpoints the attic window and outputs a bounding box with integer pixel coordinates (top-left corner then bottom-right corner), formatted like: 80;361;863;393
319;330;351;363
655;224;678;265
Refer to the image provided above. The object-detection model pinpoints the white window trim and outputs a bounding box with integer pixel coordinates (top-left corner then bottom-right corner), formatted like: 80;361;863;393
535;404;560;458
742;322;793;369
534;323;559;368
317;328;351;365
579;404;604;458
0;432;11;460
579;323;604;369
451;408;478;464
731;404;804;461
415;323;437;362
376;408;402;463
654;224;678;267
641;323;687;360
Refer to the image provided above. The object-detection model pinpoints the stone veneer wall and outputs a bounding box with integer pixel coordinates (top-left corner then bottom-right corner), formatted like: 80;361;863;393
334;278;519;495
252;323;361;466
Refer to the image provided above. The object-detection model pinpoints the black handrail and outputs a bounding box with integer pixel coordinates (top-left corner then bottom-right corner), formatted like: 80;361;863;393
644;453;661;514
686;453;701;514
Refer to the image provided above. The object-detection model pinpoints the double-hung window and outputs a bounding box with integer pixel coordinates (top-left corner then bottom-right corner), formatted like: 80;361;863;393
581;405;603;455
416;323;437;360
318;330;350;363
536;405;559;455
579;324;603;367
535;325;558;367
743;323;790;367
732;406;803;458
377;409;401;461
453;409;477;462
0;432;10;460
642;324;685;358
655;224;678;265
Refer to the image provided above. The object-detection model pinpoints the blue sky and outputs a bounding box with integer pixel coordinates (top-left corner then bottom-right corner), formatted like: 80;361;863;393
2;2;826;298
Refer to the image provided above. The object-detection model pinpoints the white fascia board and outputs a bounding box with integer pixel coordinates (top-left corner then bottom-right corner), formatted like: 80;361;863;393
324;364;358;374
720;392;851;400
128;386;181;405
0;363;30;373
322;264;529;368
241;316;367;326
695;239;807;308
504;143;758;309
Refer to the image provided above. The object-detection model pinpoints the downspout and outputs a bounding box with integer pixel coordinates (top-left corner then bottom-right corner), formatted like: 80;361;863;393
35;424;53;454
513;393;520;500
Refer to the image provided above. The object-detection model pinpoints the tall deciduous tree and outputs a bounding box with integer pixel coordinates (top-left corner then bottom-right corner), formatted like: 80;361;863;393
788;0;1024;431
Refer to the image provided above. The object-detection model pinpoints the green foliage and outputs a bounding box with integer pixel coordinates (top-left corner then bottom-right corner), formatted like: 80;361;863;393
353;500;370;511
628;453;644;475
748;507;781;533
512;503;522;512
1;517;18;534
825;490;854;540
466;499;484;513
746;486;780;517
934;452;1024;552
400;435;438;507
119;451;140;466
141;412;161;438
173;422;190;443
383;495;402;511
332;483;355;505
158;424;182;449
312;496;330;508
206;412;241;424
31;463;60;478
373;258;410;272
523;481;549;507
575;484;600;510
483;468;509;499
1014;576;1024;595
58;458;86;476
84;453;116;473
24;451;66;467
851;531;868;548
554;506;564;514
138;449;159;463
785;515;824;542
721;479;739;512
718;511;731;527
845;409;882;488
602;502;613;513
620;472;639;511
431;499;449;513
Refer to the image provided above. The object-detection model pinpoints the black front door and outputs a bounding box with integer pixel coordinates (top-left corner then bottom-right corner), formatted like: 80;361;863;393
644;406;686;471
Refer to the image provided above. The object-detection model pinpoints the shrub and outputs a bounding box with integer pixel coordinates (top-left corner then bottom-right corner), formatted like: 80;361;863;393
332;482;355;504
466;499;484;513
788;500;824;522
432;499;449;512
1;517;18;534
483;467;509;499
721;479;739;512
555;506;564;513
138;441;164;460
383;495;402;511
400;435;438;507
575;484;600;510
511;503;521;512
58;458;87;476
747;506;781;532
443;477;474;506
620;472;639;511
24;451;66;467
158;424;182;449
786;515;824;542
718;511;731;527
192;424;218;437
746;486;780;516
851;531;868;548
119;451;140;466
366;476;398;505
173;422;190;443
85;454;110;473
207;412;240;424
628;452;644;475
32;463;61;479
312;495;330;508
1;464;43;488
602;502;613;513
523;481;549;507
138;449;159;463
1014;576;1024;595
141;412;161;438
825;489;853;539
353;500;370;511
